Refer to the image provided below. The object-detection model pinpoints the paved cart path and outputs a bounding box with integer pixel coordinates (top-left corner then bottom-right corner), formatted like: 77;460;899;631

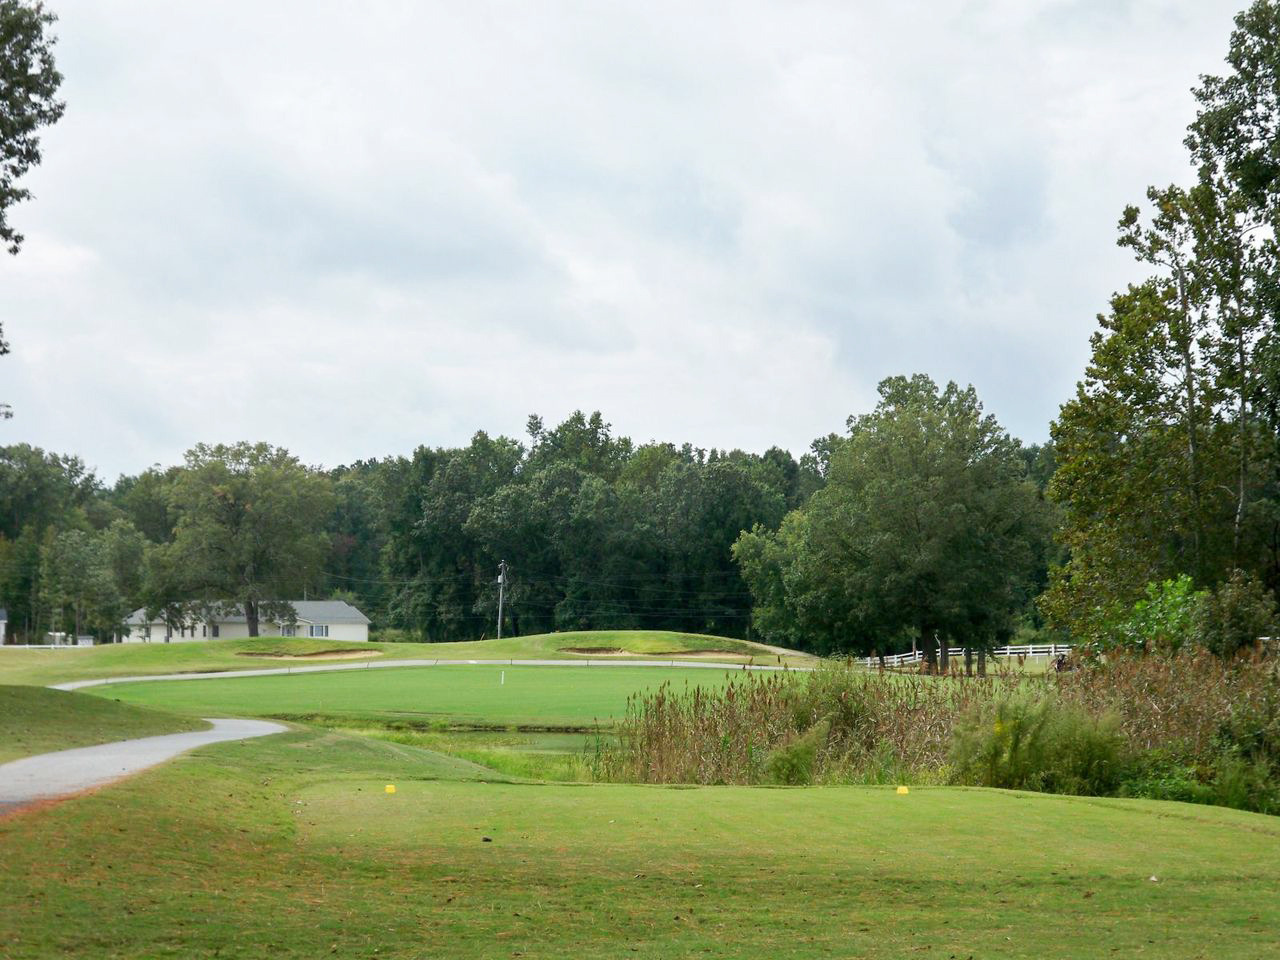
0;718;287;815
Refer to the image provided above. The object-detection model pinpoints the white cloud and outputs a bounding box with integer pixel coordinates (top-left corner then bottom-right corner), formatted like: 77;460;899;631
0;0;1246;478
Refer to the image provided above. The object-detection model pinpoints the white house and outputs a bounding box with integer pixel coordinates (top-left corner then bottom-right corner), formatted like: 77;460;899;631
0;608;7;643
122;600;371;643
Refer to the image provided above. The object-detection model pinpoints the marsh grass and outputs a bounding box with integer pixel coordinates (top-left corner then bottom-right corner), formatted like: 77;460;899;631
600;663;1024;785
602;653;1280;809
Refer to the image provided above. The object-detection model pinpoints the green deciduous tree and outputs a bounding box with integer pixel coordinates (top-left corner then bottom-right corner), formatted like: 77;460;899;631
1193;568;1278;657
1;0;66;419
159;443;334;636
736;375;1048;668
0;0;62;255
1048;2;1280;639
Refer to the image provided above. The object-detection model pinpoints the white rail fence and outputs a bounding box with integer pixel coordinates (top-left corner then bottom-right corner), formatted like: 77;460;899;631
859;643;1072;669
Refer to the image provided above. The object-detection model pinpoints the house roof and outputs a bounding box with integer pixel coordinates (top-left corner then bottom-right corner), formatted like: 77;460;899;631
125;600;370;626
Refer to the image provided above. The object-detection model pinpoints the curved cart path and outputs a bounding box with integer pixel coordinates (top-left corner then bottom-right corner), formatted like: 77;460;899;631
0;717;287;816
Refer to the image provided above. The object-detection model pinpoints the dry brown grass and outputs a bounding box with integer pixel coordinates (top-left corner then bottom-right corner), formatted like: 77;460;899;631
600;653;1278;787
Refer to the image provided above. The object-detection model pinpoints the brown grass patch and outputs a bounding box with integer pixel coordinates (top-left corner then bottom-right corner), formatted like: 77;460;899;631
237;650;382;661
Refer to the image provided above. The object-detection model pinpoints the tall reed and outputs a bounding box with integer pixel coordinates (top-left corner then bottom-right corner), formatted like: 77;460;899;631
600;652;1278;792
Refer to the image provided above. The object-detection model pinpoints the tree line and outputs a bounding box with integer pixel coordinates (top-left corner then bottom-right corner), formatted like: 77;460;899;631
0;414;826;642
4;2;1280;663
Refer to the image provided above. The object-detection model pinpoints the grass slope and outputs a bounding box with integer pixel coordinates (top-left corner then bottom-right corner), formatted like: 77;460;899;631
0;630;812;687
1;728;1276;958
90;664;743;729
0;685;207;764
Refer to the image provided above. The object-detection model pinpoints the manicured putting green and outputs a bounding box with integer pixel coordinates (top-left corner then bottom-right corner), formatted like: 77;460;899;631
0;630;808;687
91;664;746;727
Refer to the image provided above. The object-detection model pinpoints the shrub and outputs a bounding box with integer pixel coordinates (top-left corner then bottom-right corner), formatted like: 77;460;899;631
765;721;830;785
1117;750;1213;805
950;694;1127;796
1193;570;1278;659
1103;575;1204;654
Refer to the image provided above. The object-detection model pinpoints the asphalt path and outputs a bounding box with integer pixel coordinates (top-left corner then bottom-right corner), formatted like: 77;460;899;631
0;717;287;815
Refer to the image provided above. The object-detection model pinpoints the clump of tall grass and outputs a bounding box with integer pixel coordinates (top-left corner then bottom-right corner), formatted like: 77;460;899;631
601;652;1280;812
599;662;1022;785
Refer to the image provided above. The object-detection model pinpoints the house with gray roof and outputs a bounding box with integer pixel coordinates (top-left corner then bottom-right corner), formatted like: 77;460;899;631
122;600;370;643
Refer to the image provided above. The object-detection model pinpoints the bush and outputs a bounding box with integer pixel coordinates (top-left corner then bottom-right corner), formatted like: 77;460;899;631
1193;570;1278;659
765;721;829;785
1103;576;1204;654
1118;750;1214;805
951;694;1127;796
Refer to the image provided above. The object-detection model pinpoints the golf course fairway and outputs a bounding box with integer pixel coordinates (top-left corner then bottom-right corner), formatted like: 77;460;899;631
1;727;1276;958
85;664;747;728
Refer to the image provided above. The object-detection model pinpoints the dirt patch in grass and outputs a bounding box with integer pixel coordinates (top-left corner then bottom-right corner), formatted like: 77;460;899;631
236;650;382;661
560;646;752;659
560;647;626;654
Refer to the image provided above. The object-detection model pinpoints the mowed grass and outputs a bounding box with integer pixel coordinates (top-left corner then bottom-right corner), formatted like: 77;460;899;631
0;685;207;764
0;630;811;687
88;665;745;729
1;728;1277;959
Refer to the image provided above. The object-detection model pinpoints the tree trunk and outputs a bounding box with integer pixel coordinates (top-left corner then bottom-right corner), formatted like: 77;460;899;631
922;627;938;675
1234;325;1248;566
964;647;973;677
1175;268;1204;578
977;648;987;677
938;633;949;674
246;598;260;637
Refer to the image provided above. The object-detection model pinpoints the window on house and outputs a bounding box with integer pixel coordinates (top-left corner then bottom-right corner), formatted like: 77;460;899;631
309;625;329;638
202;624;207;638
211;624;219;638
281;625;297;637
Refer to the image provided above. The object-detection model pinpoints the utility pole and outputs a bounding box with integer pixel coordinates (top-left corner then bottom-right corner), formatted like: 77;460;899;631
496;560;508;640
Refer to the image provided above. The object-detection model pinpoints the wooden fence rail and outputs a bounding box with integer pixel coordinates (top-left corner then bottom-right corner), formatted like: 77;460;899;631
858;643;1072;669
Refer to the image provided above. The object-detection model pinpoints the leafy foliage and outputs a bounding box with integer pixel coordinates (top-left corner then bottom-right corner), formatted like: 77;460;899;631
156;443;335;635
1193;568;1279;657
950;695;1127;796
1047;1;1280;639
0;0;64;255
735;375;1050;663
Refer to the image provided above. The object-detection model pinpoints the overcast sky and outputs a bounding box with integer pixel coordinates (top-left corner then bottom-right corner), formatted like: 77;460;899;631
1;0;1248;480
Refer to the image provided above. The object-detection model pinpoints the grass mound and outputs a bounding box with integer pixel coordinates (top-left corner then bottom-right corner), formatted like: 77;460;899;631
0;685;207;764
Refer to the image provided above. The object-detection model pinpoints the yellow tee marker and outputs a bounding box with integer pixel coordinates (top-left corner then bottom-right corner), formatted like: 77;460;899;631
896;786;909;795
385;784;397;794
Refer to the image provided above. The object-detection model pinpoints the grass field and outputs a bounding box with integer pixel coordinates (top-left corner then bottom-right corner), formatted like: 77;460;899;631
88;664;745;729
0;630;811;687
1;727;1277;958
0;685;208;764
